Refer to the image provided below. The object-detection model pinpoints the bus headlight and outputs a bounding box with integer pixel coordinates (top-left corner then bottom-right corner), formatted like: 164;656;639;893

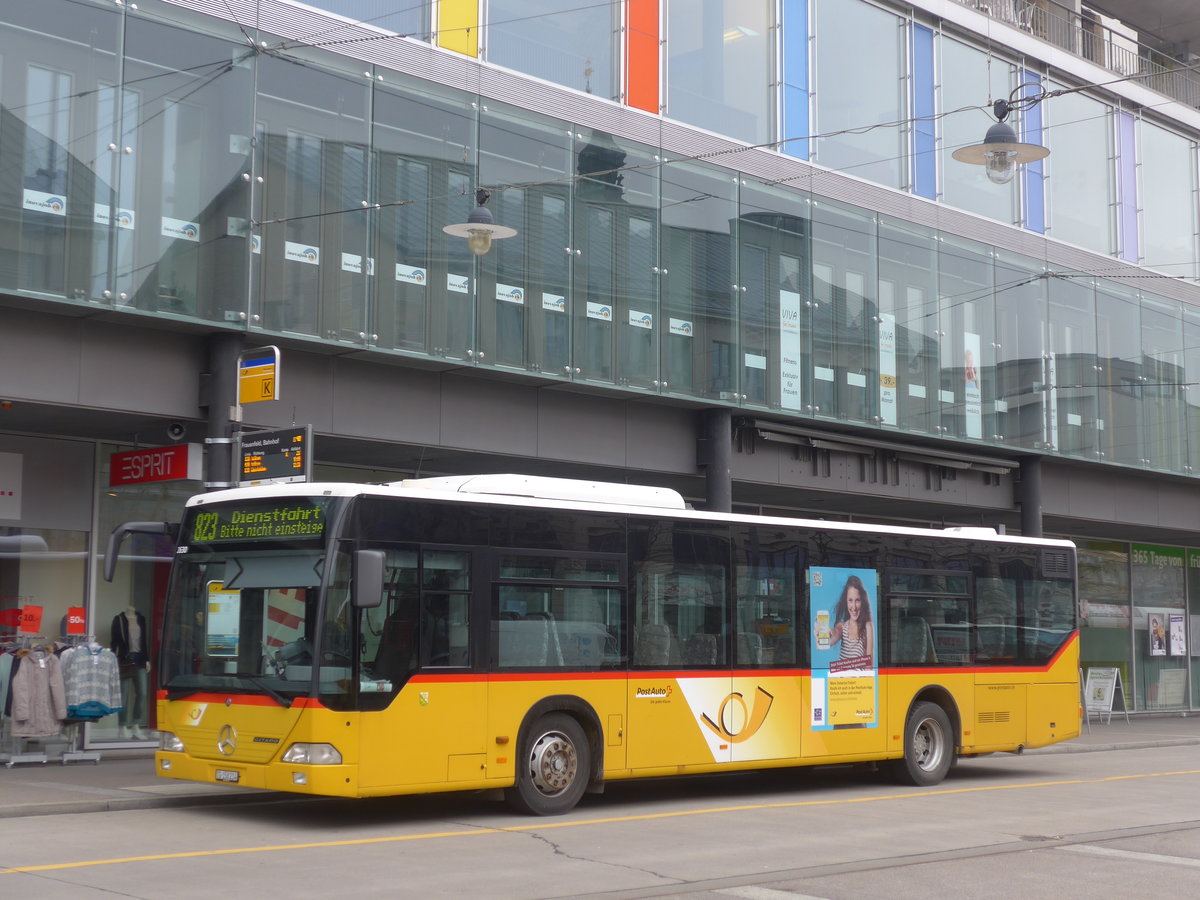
159;731;185;752
281;743;342;765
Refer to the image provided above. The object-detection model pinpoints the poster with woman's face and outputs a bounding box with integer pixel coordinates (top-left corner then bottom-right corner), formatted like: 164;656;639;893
809;567;878;731
1148;613;1167;657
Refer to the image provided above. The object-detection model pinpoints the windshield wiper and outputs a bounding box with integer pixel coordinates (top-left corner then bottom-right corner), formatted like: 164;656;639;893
236;674;293;708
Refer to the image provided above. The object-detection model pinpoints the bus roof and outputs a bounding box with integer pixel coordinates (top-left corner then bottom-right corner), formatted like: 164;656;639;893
187;475;1074;550
396;474;688;509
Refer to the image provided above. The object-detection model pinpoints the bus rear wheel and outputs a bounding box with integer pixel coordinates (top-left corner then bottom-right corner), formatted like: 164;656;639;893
506;713;590;816
895;701;954;786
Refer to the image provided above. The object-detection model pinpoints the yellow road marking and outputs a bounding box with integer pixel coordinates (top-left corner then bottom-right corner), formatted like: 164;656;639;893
4;768;1200;875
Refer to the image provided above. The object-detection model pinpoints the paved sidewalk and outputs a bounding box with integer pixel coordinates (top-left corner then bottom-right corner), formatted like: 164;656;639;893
1;714;1197;819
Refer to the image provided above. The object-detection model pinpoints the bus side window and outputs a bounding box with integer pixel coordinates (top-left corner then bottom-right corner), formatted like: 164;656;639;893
634;566;727;667
976;576;1016;661
420;552;471;667
371;555;419;682
887;599;938;665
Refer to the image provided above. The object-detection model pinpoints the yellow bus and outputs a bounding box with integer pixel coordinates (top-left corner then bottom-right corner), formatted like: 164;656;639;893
152;474;1080;815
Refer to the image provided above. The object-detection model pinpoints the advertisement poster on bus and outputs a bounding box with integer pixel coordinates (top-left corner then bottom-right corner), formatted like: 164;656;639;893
810;567;878;731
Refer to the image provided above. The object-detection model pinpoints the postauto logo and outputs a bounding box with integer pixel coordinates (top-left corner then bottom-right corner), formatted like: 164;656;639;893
635;685;672;699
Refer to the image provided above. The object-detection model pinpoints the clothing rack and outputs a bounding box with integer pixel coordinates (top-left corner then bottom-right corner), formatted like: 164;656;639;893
2;634;52;767
60;721;100;765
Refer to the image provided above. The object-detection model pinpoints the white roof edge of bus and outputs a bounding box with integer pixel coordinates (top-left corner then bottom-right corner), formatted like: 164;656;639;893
395;474;688;510
187;478;1073;548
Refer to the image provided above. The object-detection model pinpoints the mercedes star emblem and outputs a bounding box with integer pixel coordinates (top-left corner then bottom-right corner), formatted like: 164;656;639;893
217;724;238;756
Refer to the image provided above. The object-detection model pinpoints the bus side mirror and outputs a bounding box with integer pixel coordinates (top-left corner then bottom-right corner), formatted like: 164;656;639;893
352;550;385;609
104;521;178;582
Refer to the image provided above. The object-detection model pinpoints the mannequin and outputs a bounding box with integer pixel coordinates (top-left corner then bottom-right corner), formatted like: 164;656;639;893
111;606;149;740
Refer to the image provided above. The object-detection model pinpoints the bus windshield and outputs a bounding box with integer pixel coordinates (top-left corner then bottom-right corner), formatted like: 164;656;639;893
159;497;342;703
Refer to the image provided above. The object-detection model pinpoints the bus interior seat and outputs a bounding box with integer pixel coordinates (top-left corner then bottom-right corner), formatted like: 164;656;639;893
499;617;552;667
559;621;613;667
372;616;415;680
634;623;681;666
682;632;718;665
737;631;764;665
768;634;795;664
893;615;937;664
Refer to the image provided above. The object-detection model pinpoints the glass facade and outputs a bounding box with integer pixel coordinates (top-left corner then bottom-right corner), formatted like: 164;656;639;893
666;0;773;145
812;0;906;188
299;0;431;42
939;38;1016;224
1139;121;1197;280
5;1;1200;475
487;0;618;101
213;1;1200;291
1045;88;1114;256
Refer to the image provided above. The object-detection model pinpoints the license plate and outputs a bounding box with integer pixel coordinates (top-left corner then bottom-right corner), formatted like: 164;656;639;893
215;769;240;783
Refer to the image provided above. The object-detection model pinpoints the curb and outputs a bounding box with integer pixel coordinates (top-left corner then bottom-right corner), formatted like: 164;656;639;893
0;789;294;820
1026;737;1200;755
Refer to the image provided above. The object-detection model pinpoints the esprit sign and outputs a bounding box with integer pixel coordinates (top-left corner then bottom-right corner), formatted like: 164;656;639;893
110;444;202;487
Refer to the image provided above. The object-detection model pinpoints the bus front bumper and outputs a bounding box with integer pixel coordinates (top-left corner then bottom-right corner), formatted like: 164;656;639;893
155;751;359;796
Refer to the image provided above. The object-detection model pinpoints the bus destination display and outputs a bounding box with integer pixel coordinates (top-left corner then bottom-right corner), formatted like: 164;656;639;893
189;500;330;544
238;425;311;486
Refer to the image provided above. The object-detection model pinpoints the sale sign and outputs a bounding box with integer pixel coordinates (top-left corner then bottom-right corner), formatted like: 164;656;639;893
19;604;44;634
65;606;86;635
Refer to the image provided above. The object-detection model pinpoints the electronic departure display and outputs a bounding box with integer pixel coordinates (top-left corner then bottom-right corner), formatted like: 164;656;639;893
238;426;311;486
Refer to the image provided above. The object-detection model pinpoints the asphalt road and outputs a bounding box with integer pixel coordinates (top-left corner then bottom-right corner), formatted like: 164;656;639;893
3;742;1199;899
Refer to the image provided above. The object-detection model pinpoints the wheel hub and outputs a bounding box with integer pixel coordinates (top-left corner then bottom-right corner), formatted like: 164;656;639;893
529;731;577;796
915;720;942;770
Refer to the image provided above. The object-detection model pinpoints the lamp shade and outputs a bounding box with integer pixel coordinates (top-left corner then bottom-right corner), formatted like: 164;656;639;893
443;194;518;256
952;119;1049;185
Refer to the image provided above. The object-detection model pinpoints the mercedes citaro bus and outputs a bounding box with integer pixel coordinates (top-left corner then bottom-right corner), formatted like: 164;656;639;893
146;474;1080;814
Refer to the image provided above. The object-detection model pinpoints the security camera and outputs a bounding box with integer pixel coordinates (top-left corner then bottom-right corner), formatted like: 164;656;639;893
166;422;187;441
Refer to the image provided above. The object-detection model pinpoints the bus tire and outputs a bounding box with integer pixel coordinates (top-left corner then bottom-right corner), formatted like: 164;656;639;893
895;701;954;786
505;713;590;816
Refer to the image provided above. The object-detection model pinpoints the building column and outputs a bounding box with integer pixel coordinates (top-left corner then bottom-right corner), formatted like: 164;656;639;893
1018;455;1043;537
202;332;243;489
698;408;733;513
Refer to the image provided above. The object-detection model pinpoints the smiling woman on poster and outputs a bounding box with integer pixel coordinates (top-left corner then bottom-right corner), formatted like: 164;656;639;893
826;575;874;667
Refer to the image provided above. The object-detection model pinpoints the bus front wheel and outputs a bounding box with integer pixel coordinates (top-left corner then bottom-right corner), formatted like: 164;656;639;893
506;713;590;815
895;701;954;786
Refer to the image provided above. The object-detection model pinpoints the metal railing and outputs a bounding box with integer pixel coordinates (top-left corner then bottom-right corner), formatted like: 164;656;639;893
954;0;1200;109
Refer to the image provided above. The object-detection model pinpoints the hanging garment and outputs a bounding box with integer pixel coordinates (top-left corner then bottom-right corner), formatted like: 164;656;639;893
11;648;68;737
61;643;123;719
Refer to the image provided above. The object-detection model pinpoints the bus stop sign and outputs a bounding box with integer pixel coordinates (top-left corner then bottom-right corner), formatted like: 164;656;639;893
238;346;280;404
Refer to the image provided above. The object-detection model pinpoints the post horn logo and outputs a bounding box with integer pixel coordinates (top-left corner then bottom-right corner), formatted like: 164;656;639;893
700;686;774;744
